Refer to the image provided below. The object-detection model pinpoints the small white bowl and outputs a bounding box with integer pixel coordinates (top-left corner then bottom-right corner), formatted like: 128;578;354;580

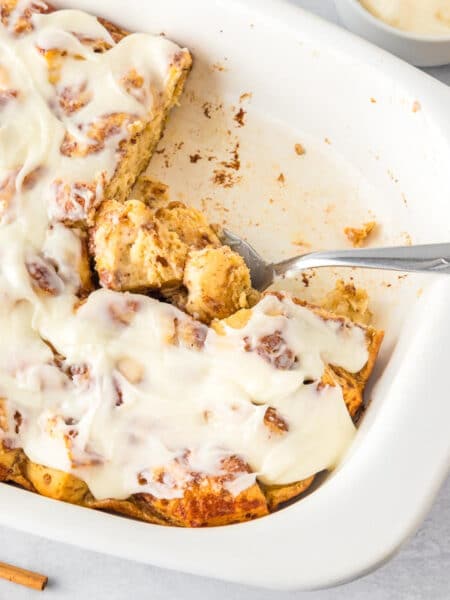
335;0;450;67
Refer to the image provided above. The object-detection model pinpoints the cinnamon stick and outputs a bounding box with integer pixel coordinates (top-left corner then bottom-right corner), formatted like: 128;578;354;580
0;561;48;591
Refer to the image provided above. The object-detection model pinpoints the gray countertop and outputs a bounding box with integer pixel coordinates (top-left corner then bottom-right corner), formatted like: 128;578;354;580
1;1;449;598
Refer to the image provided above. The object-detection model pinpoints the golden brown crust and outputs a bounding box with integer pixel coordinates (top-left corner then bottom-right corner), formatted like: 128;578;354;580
262;476;315;511
1;439;268;527
136;481;268;528
134;456;268;527
85;496;170;526
24;461;89;503
0;444;34;491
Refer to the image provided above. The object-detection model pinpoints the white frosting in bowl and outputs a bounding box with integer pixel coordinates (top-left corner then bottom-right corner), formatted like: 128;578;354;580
360;0;450;36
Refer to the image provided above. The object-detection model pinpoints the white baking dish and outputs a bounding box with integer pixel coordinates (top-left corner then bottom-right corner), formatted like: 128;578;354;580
1;0;450;590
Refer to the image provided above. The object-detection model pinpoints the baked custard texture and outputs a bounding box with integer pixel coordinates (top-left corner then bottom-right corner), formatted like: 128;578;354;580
0;1;383;527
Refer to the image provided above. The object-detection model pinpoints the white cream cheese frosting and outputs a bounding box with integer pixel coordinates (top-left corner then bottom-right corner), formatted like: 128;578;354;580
2;290;367;500
0;3;369;501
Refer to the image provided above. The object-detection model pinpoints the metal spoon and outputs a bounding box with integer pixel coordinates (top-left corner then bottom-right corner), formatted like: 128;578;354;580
221;229;450;292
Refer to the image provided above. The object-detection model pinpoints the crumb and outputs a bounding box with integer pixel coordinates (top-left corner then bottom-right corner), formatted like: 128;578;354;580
417;287;423;297
397;274;408;280
301;274;309;287
214;203;229;213
324;203;335;214
175;141;184;150
370;97;377;103
207;155;216;162
212;62;227;72
155;147;165;154
412;101;421;113
189;153;202;163
269;198;274;204
294;143;305;156
239;92;252;102
202;102;212;118
212;170;241;188
401;232;412;246
277;173;285;184
234;107;246;127
387;169;399;184
344;221;377;247
221;142;240;171
292;238;311;248
401;193;408;206
324;137;331;145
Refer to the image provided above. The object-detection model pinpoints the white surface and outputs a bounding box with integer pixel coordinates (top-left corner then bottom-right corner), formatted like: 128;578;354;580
1;0;449;597
335;0;450;67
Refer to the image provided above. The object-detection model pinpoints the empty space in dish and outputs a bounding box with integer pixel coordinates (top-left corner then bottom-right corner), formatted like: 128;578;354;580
2;0;450;590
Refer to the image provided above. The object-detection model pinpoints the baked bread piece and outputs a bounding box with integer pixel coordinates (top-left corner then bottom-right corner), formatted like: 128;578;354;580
52;15;190;225
91;198;190;291
322;279;372;326
0;0;191;308
0;0;191;227
0;291;383;526
183;246;258;322
91;178;258;322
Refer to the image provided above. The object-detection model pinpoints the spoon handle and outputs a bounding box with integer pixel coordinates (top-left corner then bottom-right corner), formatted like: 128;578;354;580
272;243;450;277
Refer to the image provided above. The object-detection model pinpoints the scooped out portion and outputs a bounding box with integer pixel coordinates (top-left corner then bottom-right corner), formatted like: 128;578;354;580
183;246;259;322
91;177;259;323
